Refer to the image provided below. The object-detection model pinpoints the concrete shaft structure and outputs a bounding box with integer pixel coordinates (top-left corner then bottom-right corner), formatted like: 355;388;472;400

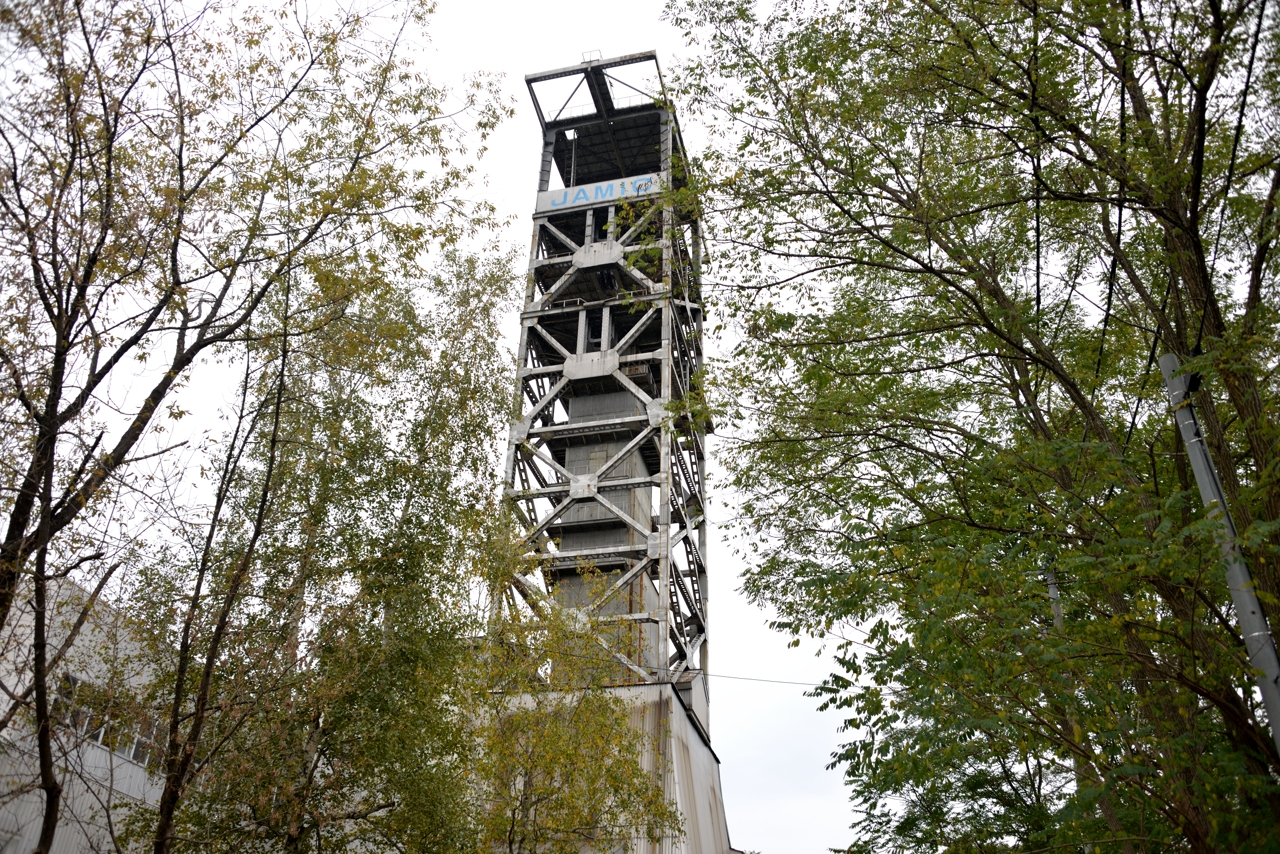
503;52;732;853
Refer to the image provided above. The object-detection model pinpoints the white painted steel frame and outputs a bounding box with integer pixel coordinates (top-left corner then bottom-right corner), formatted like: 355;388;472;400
501;102;708;684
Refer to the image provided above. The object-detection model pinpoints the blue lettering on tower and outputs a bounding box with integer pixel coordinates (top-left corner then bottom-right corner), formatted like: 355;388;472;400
535;173;662;213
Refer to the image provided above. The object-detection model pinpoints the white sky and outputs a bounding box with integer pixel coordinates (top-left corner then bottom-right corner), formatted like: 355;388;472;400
423;2;855;851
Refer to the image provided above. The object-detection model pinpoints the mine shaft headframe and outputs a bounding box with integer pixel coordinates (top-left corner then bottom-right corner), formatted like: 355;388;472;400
504;51;709;693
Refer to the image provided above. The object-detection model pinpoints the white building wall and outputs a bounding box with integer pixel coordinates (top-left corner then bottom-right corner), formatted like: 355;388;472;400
0;580;158;854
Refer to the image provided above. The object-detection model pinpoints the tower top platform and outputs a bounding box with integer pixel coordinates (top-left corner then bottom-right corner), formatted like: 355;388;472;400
526;51;666;129
527;52;687;190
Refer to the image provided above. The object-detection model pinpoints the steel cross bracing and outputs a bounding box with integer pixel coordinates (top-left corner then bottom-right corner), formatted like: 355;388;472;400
502;52;709;685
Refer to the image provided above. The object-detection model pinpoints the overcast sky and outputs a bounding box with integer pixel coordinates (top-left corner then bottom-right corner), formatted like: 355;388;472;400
423;3;855;851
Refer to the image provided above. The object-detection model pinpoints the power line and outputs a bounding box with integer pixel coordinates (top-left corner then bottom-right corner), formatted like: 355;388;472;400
706;672;819;688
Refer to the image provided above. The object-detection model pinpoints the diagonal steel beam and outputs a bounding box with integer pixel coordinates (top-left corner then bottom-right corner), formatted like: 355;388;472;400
611;369;654;406
588;558;655;612
534;265;580;309
523;496;576;543
593;492;652;538
618;204;658;245
612;307;658;354
540;220;581;253
596;424;657;480
522;376;568;426
531;323;573;359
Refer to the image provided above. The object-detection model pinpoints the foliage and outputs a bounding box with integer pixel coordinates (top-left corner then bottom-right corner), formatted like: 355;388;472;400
471;566;683;854
0;0;503;634
118;250;514;854
671;0;1280;850
0;0;513;850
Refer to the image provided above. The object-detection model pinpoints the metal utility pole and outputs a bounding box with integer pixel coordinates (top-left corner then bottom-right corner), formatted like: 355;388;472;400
1159;353;1280;756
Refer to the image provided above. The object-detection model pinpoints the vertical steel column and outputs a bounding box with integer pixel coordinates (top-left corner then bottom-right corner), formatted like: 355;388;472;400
657;108;675;675
538;129;556;192
691;216;709;675
503;318;532;488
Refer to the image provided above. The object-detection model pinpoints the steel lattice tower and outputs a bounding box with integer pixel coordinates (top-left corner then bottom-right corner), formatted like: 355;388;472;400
502;51;733;853
504;51;709;698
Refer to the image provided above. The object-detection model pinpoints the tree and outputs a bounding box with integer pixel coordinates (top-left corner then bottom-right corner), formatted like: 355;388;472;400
121;251;514;854
0;0;499;635
470;568;683;854
0;0;505;849
671;0;1280;850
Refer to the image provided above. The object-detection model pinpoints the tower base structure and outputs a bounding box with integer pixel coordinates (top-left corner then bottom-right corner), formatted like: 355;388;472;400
624;682;733;854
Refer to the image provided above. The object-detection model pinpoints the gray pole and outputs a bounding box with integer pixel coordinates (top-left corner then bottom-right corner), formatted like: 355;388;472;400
1159;353;1280;756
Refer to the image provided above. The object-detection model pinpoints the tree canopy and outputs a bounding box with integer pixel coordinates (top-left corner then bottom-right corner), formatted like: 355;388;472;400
672;0;1280;849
